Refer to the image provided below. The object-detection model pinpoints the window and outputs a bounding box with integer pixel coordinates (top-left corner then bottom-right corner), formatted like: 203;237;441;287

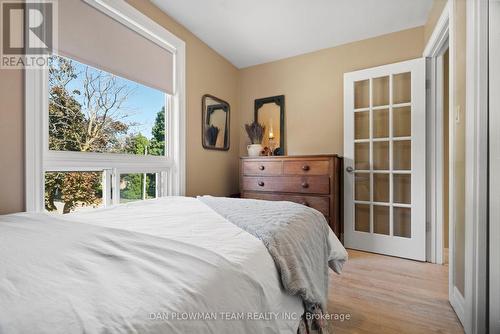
48;55;166;156
26;0;186;213
44;55;168;214
44;54;169;214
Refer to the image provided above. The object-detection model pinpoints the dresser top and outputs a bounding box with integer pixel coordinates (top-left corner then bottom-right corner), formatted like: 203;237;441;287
240;154;341;160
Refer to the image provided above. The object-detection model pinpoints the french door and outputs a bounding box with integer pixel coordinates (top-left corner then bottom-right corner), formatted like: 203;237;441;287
343;58;426;261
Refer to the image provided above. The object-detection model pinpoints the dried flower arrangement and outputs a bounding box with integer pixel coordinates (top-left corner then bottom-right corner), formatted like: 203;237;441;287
244;121;266;144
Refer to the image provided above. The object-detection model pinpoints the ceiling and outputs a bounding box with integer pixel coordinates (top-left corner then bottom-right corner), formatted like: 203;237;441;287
151;0;434;69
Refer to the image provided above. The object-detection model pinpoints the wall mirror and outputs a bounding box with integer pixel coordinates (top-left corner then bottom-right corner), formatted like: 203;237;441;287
255;95;285;155
202;94;230;151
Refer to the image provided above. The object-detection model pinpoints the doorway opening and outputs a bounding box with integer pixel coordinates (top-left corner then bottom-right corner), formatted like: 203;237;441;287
428;44;450;266
426;38;451;269
424;1;465;326
442;48;450;265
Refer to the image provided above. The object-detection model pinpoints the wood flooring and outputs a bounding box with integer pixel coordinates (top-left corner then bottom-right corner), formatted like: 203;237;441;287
327;249;464;333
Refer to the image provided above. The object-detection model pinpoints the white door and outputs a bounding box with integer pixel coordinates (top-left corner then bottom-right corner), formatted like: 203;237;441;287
343;58;426;261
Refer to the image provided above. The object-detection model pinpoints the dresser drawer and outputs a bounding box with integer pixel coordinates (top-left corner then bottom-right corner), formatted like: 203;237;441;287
242;160;282;176
242;192;330;217
242;176;330;194
283;160;330;175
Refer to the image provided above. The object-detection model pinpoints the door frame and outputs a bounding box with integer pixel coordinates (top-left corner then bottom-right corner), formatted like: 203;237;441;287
424;26;450;267
423;0;453;268
465;0;489;333
423;0;467;324
424;0;490;332
423;0;454;268
487;2;500;332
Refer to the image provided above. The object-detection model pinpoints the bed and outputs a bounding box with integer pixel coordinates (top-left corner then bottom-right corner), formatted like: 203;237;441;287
0;196;347;334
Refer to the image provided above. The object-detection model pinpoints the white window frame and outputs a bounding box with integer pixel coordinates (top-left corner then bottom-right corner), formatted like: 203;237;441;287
25;0;186;212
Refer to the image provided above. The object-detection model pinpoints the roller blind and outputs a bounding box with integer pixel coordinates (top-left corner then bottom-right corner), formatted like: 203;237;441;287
58;0;174;94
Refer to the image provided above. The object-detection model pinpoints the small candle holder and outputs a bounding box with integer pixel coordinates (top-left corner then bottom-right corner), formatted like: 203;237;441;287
268;137;276;156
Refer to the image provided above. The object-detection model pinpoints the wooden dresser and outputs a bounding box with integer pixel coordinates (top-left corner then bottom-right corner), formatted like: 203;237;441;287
240;155;343;241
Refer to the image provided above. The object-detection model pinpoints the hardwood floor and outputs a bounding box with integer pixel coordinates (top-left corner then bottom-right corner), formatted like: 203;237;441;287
327;249;464;334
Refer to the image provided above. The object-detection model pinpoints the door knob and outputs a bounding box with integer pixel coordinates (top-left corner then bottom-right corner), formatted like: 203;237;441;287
346;166;354;173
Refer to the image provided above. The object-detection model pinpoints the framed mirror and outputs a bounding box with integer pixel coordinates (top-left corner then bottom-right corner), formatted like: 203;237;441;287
255;95;285;155
202;94;230;151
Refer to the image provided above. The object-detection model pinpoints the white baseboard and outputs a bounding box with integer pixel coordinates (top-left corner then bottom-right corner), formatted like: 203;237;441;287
450;286;466;327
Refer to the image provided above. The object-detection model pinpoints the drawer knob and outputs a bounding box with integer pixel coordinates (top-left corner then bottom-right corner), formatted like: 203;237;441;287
258;181;265;187
259;165;265;171
302;165;310;171
301;182;309;188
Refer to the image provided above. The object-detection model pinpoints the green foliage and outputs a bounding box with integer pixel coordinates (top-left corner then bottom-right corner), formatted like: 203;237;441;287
48;56;130;153
60;172;102;214
48;88;86;151
152;107;165;142
124;133;149;155
120;174;143;201
120;173;156;201
149;107;166;156
44;172;64;212
48;57;85;152
121;133;154;201
45;172;102;214
146;174;156;197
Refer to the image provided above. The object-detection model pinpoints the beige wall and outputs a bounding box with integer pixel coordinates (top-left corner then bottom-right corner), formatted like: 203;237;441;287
238;27;425;156
443;50;450;250
424;0;448;45
0;0;242;214
452;0;467;296
0;69;24;215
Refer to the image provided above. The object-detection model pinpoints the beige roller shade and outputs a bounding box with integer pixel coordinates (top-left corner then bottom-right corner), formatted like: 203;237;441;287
58;0;174;94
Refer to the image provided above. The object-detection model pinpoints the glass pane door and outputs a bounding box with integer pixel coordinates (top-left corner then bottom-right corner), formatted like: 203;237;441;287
353;72;412;237
344;58;426;261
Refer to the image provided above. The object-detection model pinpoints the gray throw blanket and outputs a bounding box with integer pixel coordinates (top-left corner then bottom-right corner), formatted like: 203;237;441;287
199;196;332;312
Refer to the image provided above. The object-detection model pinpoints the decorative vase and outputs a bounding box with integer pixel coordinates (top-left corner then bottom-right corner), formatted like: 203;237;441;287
247;144;263;157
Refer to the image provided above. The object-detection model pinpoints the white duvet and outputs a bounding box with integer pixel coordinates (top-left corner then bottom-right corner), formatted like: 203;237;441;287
0;197;347;334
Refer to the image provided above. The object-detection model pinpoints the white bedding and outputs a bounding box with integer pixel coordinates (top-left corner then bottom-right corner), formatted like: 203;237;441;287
0;197;347;334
